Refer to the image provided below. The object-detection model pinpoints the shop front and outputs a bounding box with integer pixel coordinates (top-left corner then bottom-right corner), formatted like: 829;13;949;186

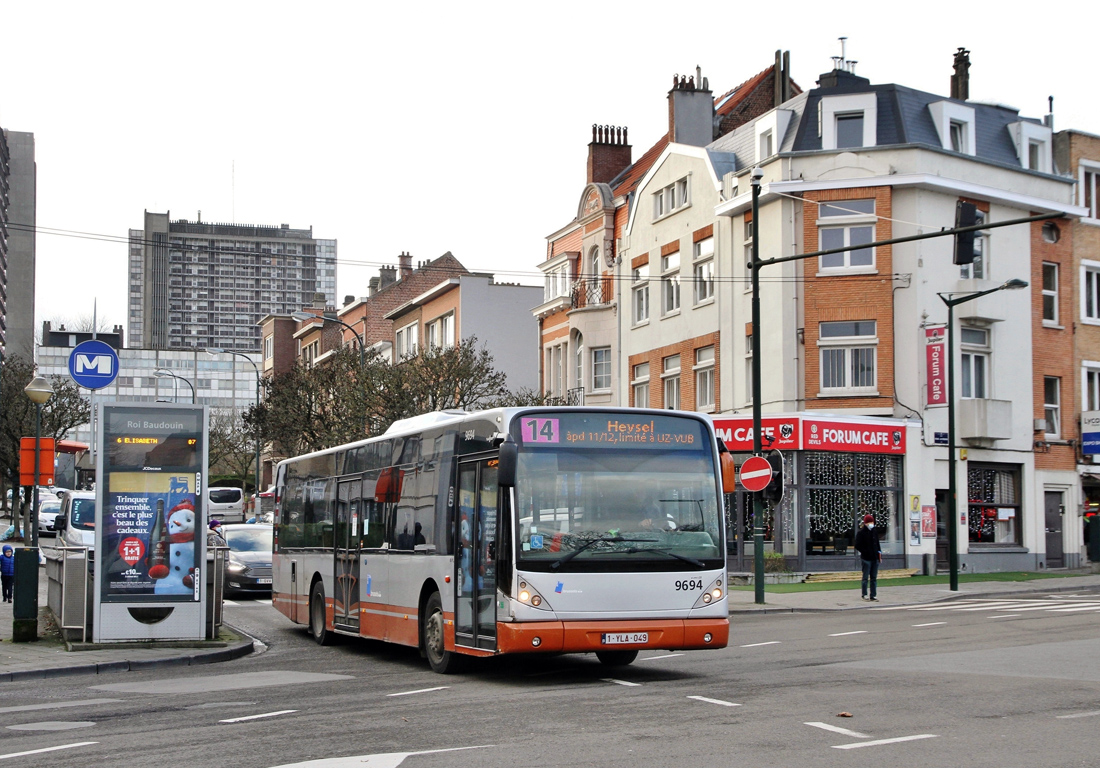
712;414;915;573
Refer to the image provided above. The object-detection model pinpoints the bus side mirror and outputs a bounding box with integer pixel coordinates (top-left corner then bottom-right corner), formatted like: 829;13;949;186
498;437;518;487
720;452;736;494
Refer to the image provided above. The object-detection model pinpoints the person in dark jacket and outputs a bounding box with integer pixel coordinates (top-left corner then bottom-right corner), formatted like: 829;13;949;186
1;544;15;602
854;514;881;601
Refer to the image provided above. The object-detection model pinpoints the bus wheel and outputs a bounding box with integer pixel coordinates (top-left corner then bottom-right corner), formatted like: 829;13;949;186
422;592;461;674
596;650;638;667
309;581;333;646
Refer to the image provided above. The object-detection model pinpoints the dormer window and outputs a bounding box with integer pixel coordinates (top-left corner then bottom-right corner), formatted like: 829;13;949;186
928;101;976;156
759;129;774;160
1009;120;1052;173
950;121;967;153
1029;141;1043;171
654;178;690;220
819;93;877;150
835;113;864;149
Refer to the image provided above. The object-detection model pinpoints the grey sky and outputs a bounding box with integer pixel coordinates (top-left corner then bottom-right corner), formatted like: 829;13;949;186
4;1;1096;335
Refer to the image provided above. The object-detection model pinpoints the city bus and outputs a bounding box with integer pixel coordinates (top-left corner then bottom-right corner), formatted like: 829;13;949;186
271;407;735;673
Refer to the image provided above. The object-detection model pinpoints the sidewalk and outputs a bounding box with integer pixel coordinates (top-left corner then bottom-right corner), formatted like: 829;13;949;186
0;542;254;682
728;571;1100;613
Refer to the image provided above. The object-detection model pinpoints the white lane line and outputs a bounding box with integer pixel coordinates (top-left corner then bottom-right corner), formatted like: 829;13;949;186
741;641;782;647
688;696;741;707
805;721;869;738
833;734;938;750
1057;710;1100;719
386;687;449;697
223;599;239;606
219;710;297;723
640;653;683;661
829;631;868;637
0;699;121;715
1050;605;1100;612
0;742;99;760
602;679;641;687
912;622;947;627
988;614;1020;619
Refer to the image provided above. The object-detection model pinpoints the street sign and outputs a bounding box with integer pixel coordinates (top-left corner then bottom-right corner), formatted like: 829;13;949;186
68;339;120;390
738;455;773;493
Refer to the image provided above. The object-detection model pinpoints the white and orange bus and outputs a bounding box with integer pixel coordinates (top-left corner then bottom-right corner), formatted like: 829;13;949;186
272;407;734;673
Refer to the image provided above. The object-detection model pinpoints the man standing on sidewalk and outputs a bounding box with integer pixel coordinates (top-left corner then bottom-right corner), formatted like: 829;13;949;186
855;514;881;602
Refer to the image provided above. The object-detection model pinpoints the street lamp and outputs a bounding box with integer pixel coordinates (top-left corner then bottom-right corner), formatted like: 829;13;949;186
154;369;195;403
207;348;261;498
15;376;53;641
938;278;1028;591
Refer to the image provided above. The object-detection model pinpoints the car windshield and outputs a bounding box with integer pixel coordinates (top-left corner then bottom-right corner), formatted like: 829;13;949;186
224;527;272;553
210;489;242;504
39;501;61;514
512;413;722;572
70;498;96;529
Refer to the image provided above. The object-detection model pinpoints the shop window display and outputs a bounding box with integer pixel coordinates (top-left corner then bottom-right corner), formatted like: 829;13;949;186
804;452;903;555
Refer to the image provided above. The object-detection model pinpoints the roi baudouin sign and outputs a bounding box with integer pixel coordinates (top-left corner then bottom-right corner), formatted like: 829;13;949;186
93;402;208;642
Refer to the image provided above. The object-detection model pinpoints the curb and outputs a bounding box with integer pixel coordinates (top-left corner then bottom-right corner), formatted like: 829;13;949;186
0;636;254;683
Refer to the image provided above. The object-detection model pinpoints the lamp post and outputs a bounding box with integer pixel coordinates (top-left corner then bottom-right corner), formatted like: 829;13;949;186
14;376;53;641
208;349;261;498
154;369;195;403
938;278;1028;591
749;166;766;605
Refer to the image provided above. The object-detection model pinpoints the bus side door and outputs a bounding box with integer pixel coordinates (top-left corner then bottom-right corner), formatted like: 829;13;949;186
334;478;362;632
455;458;498;651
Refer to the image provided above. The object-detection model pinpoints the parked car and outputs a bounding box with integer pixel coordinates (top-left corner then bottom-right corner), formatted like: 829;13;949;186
207;487;245;524
55;491;96;549
221;523;273;595
37;498;62;536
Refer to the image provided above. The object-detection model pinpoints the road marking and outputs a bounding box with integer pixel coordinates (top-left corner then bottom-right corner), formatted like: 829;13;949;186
223;599;239;606
741;641;782;647
1057;710;1100;719
688;696;741;707
386;687;449;697
912;622;946;627
833;734;938;750
92;671;352;694
640;653;683;661
1050;605;1100;612
219;710;297;723
602;679;641;687
268;744;495;768
0;699;120;714
805;721;868;738
829;631;867;637
988;614;1020;619
0;742;98;761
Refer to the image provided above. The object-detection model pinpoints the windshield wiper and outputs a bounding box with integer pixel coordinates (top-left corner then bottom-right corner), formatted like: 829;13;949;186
606;545;707;568
551;535;647;570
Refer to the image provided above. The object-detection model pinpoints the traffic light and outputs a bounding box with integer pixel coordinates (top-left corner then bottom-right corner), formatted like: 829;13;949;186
762;451;784;504
953;201;979;265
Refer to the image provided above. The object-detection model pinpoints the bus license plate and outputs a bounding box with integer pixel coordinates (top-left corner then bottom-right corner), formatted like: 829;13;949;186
602;632;647;645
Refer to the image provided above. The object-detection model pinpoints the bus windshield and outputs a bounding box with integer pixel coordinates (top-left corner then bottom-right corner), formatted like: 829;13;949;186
512;413;722;571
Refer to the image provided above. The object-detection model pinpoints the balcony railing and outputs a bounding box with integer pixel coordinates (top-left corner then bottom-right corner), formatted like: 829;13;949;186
565;387;585;406
571;277;613;309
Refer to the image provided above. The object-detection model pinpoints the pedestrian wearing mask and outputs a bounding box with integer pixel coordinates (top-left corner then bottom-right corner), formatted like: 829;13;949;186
854;514;881;602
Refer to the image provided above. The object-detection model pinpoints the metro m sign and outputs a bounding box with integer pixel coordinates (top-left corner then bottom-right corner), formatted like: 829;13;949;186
68;339;120;390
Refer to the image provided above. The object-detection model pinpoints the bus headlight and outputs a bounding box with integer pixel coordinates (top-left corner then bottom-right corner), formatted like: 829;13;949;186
515;581;552;611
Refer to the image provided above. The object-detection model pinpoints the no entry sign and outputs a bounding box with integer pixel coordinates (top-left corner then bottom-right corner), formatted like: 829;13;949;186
738;455;772;493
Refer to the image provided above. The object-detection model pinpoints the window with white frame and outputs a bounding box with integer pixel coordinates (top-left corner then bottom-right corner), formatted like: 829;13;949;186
1084;365;1100;412
661;250;681;314
591;347;611;391
1081;165;1099;220
1043;262;1059;324
663;354;681;409
263;335;273;361
949;120;968;153
653;178;689;219
694;346;715;412
426;312;454;350
632;264;650;324
545;342;567;398
959;209;988;280
743;219;754;292
395;321;418;359
693;237;714;304
1044;376;1060;437
928;100;975;156
574;335;584;390
960;327;989;399
820;93;877;150
835;113;864;149
759;129;774;160
818;199;875;270
1084;262;1100;322
632;362;650;408
588;247;602;293
818;320;877;394
1029;141;1043;171
543;261;571;302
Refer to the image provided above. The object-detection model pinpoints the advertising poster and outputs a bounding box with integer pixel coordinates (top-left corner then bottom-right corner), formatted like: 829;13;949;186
921;505;937;538
102;472;201;600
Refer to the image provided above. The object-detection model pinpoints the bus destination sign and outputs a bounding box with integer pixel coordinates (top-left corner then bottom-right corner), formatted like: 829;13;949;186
516;413;703;449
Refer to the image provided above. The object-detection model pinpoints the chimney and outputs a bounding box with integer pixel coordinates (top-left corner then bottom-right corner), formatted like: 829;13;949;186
668;66;714;146
587;124;632;184
378;265;397;290
313;292;326;309
343;294;355;306
398;251;412;280
951;47;970;101
773;50;792;107
369;276;380;296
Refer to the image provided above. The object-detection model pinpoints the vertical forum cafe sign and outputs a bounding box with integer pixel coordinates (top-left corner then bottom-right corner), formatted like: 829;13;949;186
925;325;947;407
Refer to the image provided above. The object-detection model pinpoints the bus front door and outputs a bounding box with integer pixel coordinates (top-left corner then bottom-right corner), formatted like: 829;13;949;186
334;479;362;632
455;458;498;652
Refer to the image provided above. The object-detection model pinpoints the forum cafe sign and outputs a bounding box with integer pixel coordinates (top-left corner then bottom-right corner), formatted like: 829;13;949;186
711;414;907;455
